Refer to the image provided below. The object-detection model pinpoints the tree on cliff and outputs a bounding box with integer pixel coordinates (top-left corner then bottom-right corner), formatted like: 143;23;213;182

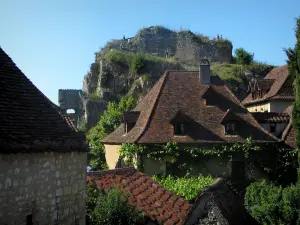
233;48;254;65
286;17;300;151
87;96;136;170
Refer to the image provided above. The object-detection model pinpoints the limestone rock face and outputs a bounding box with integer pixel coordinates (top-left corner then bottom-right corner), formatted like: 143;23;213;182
79;26;233;128
102;27;232;63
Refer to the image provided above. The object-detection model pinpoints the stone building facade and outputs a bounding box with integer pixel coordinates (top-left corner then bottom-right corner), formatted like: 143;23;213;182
0;47;88;225
0;152;86;225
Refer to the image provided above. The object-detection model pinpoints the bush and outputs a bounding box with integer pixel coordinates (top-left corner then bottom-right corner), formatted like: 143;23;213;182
130;53;145;73
245;180;300;225
234;48;254;65
87;183;143;225
87;96;136;170
245;181;283;224
104;50;130;64
152;175;214;200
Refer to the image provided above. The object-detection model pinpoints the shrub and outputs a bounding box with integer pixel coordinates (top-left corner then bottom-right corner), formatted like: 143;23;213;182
234;48;254;65
245;180;300;225
245;181;283;225
87;184;143;225
104;50;131;64
130;53;145;73
152;175;214;200
87;97;136;169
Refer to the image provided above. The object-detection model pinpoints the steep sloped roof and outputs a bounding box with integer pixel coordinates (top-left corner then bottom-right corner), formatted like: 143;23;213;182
251;112;290;123
87;169;259;225
243;65;294;105
103;71;277;144
0;47;87;152
87;168;191;225
281;105;296;148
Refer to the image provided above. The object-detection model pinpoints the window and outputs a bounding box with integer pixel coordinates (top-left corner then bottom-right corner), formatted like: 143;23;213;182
125;122;136;134
270;123;276;133
225;123;236;135
174;123;185;135
26;214;33;225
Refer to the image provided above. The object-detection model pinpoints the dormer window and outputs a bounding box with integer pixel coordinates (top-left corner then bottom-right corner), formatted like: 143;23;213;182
174;123;185;136
123;111;140;134
220;109;238;136
170;110;189;136
225;123;236;135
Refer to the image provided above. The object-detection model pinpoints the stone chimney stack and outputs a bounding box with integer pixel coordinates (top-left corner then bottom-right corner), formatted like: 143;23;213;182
199;58;211;84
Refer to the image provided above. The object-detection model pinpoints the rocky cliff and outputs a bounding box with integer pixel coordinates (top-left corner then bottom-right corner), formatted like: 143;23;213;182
102;26;233;63
65;26;274;129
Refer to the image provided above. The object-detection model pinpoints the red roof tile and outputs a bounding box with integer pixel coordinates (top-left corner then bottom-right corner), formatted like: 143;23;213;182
87;168;192;225
103;71;277;144
0;47;87;152
243;65;294;105
251;112;290;123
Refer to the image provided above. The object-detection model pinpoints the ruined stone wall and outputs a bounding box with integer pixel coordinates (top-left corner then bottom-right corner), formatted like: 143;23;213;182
0;152;87;225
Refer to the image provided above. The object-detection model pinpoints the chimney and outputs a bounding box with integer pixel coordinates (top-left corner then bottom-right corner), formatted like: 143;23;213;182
199;58;211;84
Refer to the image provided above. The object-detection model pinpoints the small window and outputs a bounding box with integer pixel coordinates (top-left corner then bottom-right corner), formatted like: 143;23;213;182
225;123;236;135
27;214;33;225
174;123;185;135
270;123;276;133
125;122;136;134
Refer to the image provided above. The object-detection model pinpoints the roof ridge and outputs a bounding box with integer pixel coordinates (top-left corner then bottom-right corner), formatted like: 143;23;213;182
135;72;169;143
281;120;293;141
87;167;137;177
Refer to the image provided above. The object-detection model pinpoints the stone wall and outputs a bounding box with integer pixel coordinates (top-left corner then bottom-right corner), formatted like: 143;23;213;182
0;152;87;225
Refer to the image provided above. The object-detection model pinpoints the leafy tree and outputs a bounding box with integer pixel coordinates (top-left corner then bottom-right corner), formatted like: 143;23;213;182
87;97;136;170
245;180;300;225
87;185;143;225
234;48;254;65
130;53;145;73
286;17;300;150
245;181;284;225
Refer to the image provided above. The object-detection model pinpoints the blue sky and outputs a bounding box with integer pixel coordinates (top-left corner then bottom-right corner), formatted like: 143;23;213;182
0;0;299;105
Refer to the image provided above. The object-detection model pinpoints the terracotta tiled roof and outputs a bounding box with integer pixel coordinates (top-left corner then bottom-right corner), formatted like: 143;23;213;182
281;106;296;148
0;47;88;152
88;169;259;225
251;112;290;123
87;168;192;225
102;71;278;144
243;65;294;105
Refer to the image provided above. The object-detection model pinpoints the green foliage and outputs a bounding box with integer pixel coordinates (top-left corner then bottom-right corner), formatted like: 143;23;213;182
152;175;214;200
245;180;300;225
130;53;145;73
286;17;300;150
211;62;274;84
104;50;130;64
120;143;144;167
87;96;136;170
234;48;254;65
245;181;284;225
89;90;102;101
87;184;143;225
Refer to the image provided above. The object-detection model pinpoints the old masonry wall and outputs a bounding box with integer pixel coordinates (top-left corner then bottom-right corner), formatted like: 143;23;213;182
0;152;87;225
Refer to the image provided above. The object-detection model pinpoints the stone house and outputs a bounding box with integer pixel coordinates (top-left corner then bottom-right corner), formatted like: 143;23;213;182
87;167;259;225
102;59;278;178
242;65;296;149
242;65;294;113
0;47;88;225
